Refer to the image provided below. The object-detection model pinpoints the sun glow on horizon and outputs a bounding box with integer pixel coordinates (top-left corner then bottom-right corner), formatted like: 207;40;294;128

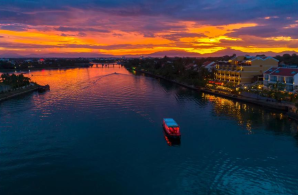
0;21;296;56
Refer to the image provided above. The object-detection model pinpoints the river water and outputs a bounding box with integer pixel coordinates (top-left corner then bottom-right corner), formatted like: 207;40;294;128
0;66;298;195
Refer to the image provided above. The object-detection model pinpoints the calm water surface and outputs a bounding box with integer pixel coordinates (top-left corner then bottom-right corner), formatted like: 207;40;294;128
1;67;298;195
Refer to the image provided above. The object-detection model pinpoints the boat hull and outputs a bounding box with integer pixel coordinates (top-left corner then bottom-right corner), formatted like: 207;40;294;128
164;132;181;146
162;124;181;138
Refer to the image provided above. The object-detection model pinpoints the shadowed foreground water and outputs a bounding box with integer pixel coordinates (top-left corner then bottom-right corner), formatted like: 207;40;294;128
1;67;298;195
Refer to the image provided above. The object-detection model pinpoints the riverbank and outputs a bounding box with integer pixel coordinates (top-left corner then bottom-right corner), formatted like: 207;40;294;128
0;84;48;102
0;65;92;72
137;70;298;118
138;70;199;90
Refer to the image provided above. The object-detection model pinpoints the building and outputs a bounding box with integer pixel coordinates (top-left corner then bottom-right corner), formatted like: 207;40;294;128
202;61;216;72
279;63;298;68
215;55;279;85
38;59;45;64
185;63;198;71
263;67;298;92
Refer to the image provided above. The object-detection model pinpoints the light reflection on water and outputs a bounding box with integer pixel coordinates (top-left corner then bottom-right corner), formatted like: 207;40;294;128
0;66;298;195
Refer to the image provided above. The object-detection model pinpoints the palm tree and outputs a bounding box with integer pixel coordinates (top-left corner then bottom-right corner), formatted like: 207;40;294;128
295;102;298;114
1;73;9;83
1;73;31;88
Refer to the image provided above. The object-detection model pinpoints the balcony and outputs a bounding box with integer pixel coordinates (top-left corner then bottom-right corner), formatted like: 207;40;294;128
270;76;277;82
217;62;231;66
286;77;294;84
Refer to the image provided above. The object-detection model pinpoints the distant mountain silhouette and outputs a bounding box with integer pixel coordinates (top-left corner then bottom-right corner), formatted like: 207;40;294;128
203;48;297;57
146;50;201;57
0;52;115;58
0;49;297;58
146;48;297;57
25;52;113;58
0;52;25;58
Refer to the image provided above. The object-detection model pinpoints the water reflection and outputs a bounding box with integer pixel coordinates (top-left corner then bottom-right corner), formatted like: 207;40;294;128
1;67;298;194
163;131;181;146
202;93;298;137
148;73;298;147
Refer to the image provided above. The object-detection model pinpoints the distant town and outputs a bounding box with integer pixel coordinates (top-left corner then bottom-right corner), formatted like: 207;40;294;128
122;53;298;117
1;53;298;117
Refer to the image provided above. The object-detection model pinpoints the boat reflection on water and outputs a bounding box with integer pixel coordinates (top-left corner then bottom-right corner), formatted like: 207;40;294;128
163;131;181;146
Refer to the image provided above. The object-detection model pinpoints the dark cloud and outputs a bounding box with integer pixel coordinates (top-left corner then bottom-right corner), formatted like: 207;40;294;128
112;33;123;37
60;33;76;37
62;43;169;50
0;24;28;31
0;42;58;49
0;10;33;24
228;26;278;37
0;0;297;56
1;0;297;26
77;32;87;37
0;36;4;38
160;32;206;41
227;25;298;39
0;41;168;50
55;26;110;33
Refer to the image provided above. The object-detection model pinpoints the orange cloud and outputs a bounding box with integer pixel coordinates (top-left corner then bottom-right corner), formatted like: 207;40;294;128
0;21;297;56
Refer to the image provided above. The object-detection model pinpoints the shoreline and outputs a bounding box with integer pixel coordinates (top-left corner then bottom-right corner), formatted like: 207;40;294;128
137;70;298;121
0;65;91;72
0;84;48;103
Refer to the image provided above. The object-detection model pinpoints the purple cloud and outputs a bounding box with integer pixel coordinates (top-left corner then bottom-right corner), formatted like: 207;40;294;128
1;0;297;29
55;26;110;33
159;32;206;41
0;24;28;31
227;25;298;39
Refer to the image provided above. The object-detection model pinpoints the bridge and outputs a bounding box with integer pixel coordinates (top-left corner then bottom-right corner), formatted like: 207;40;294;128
90;62;123;68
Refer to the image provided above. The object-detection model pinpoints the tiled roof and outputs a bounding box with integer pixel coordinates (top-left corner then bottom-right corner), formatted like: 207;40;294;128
250;56;278;61
264;67;278;74
264;67;298;76
231;55;278;62
185;63;197;69
202;61;213;66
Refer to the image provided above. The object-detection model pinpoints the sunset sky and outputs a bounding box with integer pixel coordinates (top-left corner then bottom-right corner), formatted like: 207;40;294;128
0;0;298;57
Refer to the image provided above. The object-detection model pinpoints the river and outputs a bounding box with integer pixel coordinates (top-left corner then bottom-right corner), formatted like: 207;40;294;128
0;66;298;194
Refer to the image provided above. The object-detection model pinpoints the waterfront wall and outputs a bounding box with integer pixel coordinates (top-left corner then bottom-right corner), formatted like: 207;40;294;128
138;70;290;113
0;84;12;93
0;84;44;102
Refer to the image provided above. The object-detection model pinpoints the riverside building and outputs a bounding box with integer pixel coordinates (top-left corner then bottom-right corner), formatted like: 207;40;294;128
215;55;279;85
263;67;298;92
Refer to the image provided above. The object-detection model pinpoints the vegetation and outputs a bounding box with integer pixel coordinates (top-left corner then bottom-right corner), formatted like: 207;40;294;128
0;61;15;69
0;58;91;70
295;102;298;113
0;73;31;88
123;56;219;87
275;53;298;65
239;83;298;102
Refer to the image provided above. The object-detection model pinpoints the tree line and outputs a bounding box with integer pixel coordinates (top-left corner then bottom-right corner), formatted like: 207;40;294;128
0;73;31;88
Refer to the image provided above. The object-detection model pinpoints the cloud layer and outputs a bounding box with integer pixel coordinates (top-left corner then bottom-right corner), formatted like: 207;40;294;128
0;0;297;56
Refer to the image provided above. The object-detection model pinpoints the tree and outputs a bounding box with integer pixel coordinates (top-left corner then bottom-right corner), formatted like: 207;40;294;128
0;73;30;88
295;102;298;113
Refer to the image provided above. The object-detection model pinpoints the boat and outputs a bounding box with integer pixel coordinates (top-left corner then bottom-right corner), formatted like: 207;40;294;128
164;132;181;146
162;118;181;138
38;84;50;93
